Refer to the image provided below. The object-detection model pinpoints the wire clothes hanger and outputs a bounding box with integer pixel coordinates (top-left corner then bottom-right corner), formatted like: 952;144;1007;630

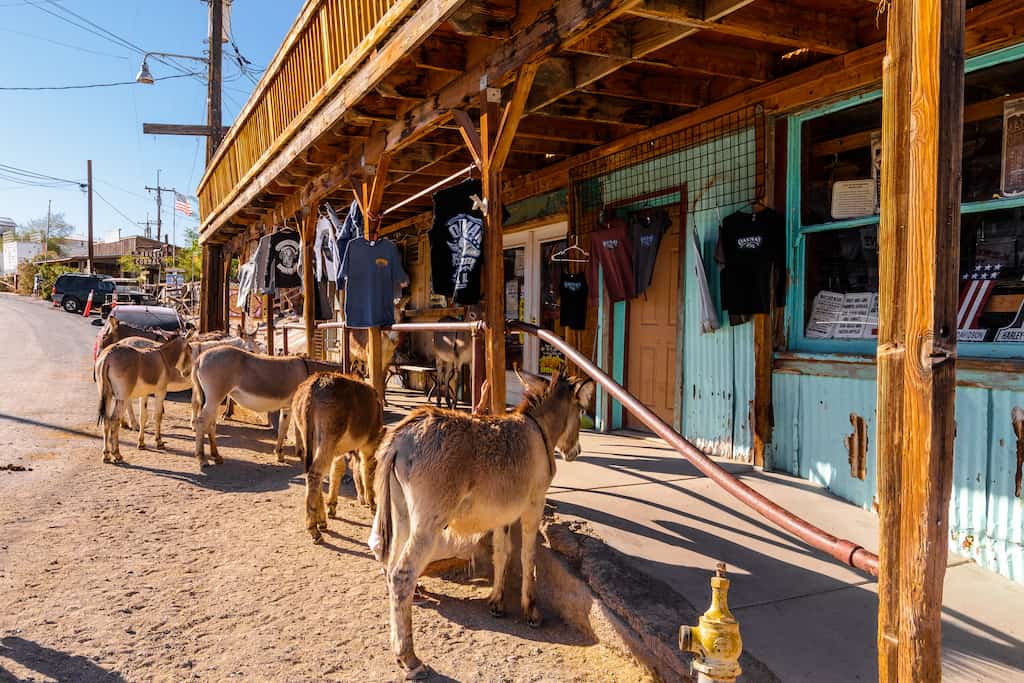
551;234;590;263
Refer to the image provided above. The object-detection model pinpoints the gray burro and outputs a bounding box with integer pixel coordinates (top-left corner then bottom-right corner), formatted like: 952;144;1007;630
190;345;343;467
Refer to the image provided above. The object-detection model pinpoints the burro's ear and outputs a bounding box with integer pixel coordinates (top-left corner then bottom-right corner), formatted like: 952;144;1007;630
573;377;595;408
514;365;548;395
108;316;119;331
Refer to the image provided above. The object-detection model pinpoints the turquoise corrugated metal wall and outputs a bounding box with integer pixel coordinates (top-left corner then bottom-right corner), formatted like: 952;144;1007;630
593;130;757;456
773;373;1024;583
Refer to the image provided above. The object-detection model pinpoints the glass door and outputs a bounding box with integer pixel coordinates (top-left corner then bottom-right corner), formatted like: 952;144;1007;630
502;223;568;405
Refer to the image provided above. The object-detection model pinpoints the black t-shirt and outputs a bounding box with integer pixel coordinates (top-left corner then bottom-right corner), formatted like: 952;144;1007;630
630;208;670;296
269;229;302;290
430;179;483;305
559;272;588;330
715;208;786;315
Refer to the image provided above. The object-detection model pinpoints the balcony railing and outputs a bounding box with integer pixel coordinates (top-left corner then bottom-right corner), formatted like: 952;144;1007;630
197;0;410;227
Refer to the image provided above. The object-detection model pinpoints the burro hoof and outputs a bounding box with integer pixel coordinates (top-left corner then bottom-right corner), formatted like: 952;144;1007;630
137;442;147;451
327;506;337;519
316;521;328;531
398;655;427;681
488;601;505;619
275;452;284;463
155;441;167;451
111;455;125;465
199;459;211;468
102;454;112;464
212;455;224;465
311;532;323;545
527;611;543;629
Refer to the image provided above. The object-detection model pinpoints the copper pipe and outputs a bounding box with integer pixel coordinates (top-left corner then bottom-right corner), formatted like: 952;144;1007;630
508;320;880;577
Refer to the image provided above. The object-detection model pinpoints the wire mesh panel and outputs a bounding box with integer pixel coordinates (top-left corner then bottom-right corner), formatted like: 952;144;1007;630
569;104;766;239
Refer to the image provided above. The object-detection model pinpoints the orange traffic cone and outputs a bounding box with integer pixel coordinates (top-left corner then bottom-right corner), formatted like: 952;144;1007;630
82;289;94;317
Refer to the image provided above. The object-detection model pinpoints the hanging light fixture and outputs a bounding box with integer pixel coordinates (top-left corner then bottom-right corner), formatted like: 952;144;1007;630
135;59;154;85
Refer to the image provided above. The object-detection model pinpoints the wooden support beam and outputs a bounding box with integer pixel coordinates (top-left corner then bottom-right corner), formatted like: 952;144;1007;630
368;326;385;399
481;83;506;414
492;63;539;171
752;313;772;468
302;210;317;357
452;109;483;168
264;292;274;355
876;0;964;681
628;0;858;55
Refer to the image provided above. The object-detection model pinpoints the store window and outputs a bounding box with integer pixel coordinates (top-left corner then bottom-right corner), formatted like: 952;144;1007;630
789;46;1024;356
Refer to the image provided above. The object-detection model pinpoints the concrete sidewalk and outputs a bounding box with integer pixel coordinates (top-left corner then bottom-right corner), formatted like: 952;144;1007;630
549;430;1024;683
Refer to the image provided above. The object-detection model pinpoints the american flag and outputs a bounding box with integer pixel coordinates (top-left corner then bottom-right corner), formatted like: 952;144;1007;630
957;264;1001;330
174;193;193;217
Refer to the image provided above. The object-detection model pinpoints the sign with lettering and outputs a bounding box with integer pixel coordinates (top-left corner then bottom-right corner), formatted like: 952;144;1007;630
1002;97;1024;196
995;298;1024;342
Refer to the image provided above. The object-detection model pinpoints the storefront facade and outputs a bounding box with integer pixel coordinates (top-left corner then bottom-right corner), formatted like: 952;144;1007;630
769;43;1024;583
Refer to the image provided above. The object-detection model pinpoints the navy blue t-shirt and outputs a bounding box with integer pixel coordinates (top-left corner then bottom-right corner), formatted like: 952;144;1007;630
338;238;409;328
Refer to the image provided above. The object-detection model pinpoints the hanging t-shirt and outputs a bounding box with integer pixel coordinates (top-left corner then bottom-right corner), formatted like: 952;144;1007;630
630;208;670;296
330;200;362;287
236;260;255;313
715;208;786;317
269;228;303;290
253;234;273;294
430;178;484;305
314;215;340;283
338;238;409;328
559;272;588;330
586;219;635;302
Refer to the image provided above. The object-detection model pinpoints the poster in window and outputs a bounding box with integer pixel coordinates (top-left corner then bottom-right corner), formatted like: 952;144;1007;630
831;179;877;220
833;292;874;339
870;131;882;213
1001;97;1024;196
805;290;845;339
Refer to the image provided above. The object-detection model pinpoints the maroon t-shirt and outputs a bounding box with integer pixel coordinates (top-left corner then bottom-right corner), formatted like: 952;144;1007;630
587;221;635;302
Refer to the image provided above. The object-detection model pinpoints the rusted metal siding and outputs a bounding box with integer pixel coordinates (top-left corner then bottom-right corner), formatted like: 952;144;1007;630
773;373;1024;582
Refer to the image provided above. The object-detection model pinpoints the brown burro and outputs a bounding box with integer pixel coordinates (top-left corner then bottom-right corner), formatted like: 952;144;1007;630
290;372;386;543
191;346;343;467
375;371;594;679
95;334;193;463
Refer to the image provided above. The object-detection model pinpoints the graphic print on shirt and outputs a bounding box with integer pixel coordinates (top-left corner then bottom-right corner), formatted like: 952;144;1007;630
274;238;300;277
446;212;483;294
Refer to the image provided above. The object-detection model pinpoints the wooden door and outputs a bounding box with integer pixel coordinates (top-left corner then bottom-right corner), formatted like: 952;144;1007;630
625;209;681;430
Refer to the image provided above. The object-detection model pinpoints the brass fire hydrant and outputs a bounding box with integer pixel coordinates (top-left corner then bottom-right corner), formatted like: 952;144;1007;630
679;562;743;683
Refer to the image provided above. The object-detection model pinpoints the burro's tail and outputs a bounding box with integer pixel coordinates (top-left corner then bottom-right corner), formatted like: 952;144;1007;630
190;357;204;426
96;357;112;426
374;426;399;564
302;401;315;473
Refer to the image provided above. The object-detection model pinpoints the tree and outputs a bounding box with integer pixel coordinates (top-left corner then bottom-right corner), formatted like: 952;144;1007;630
14;211;76;257
163;227;203;282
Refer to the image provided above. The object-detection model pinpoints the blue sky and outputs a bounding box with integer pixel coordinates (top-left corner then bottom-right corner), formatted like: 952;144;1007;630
0;0;303;244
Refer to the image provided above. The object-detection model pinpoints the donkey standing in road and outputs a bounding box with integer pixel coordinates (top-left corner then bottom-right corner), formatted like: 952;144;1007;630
191;346;343;467
290;372;386;543
375;371;594;678
95;334;193;463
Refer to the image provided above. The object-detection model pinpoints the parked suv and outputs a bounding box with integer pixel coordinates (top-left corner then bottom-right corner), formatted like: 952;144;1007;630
53;273;115;314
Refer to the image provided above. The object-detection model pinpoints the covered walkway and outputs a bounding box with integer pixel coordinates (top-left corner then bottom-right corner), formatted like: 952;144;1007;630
548;430;1024;682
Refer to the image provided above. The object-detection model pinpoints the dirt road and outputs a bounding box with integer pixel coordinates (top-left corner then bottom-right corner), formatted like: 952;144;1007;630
0;294;648;682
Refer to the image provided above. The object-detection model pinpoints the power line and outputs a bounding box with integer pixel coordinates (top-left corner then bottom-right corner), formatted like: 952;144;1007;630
0;71;201;90
0;27;129;59
97;179;147;199
92;189;138;227
0;162;84;187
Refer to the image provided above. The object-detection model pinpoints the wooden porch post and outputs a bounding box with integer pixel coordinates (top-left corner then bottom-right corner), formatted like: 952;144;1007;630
876;0;964;680
302;210;318;358
458;65;537;414
264;293;275;355
352;156;392;397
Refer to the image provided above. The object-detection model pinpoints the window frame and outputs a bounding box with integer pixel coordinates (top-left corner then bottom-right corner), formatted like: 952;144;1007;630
785;43;1024;358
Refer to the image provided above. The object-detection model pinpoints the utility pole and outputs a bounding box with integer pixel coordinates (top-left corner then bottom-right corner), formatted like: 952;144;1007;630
45;199;51;256
138;215;158;239
145;169;175;242
87;160;94;274
207;0;224;162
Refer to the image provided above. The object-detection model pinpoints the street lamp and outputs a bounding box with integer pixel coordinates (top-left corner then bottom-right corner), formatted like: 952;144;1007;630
135;51;209;84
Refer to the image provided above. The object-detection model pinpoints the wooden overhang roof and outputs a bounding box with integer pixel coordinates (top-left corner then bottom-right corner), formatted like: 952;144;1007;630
196;0;1024;246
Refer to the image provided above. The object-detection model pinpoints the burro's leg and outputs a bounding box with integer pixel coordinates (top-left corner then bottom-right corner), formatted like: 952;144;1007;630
109;400;125;464
520;502;545;627
153;390;168;450
327;454;347;518
306;440;329;542
388;523;438;679
136;395;149;449
358;448;376;509
487;525;512;618
274;409;291;463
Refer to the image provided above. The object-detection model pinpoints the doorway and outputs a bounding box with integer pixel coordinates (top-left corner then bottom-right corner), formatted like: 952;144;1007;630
503;222;569;405
624;206;683;430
